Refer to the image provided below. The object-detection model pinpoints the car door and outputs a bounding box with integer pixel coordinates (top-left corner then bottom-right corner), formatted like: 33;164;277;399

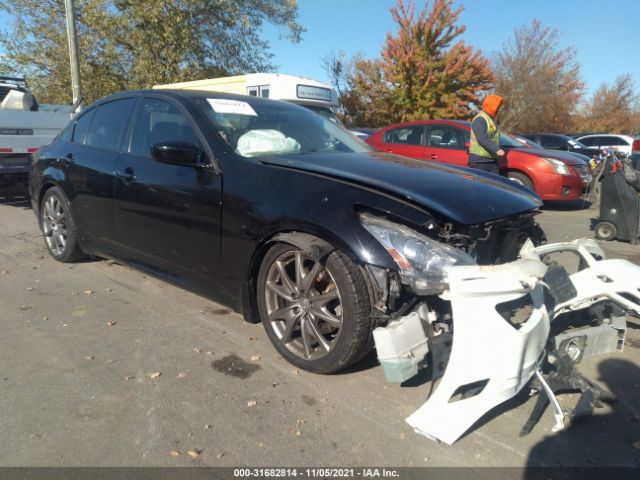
63;97;136;246
424;124;469;166
577;136;600;151
112;96;222;287
376;125;427;159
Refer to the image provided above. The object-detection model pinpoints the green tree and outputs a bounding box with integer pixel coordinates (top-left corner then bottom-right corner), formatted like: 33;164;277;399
493;19;584;133
0;0;303;104
381;0;493;121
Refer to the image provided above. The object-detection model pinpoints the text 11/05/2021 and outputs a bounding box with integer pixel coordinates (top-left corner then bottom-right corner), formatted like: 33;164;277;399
233;468;400;478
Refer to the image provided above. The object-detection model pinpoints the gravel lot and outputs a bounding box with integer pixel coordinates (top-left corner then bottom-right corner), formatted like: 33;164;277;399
0;185;638;468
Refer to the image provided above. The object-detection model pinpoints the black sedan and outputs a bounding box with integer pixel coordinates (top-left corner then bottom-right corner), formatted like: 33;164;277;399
30;90;544;373
519;133;598;159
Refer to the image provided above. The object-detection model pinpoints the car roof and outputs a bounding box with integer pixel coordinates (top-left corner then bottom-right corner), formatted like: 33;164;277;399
576;133;634;140
82;88;301;110
378;119;471;131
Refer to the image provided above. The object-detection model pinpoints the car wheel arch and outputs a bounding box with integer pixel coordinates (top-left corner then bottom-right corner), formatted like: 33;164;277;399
507;169;536;189
240;228;378;325
38;180;64;211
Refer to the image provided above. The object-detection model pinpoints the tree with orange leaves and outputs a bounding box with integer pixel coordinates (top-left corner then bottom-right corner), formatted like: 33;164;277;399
381;0;494;121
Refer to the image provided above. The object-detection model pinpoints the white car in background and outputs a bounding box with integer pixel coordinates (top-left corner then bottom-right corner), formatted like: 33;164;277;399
576;134;634;155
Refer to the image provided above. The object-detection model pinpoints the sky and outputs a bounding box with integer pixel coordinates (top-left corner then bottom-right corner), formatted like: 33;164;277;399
261;0;640;98
1;0;638;99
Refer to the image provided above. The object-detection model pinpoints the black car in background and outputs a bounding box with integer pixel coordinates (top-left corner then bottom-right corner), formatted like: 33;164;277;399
30;90;544;373
520;133;598;158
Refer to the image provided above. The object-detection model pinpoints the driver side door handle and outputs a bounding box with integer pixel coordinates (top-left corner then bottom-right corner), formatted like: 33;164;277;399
114;167;136;182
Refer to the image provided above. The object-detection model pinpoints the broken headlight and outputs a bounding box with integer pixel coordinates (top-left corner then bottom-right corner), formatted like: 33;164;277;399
360;213;476;295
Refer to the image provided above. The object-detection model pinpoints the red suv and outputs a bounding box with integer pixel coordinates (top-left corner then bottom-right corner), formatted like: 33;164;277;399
366;120;591;201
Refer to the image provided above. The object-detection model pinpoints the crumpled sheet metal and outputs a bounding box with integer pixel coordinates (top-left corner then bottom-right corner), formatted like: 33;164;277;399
406;257;550;445
405;238;640;445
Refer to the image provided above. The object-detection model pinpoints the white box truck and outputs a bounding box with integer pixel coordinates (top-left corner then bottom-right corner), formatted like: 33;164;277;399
0;76;73;187
154;73;339;121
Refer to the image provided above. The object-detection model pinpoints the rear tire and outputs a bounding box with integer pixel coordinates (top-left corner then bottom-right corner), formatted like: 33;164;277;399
257;242;373;374
594;221;617;241
40;187;86;262
508;171;534;191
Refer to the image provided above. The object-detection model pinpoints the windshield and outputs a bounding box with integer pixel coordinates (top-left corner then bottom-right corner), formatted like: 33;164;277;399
304;104;339;122
499;133;525;148
568;138;587;148
192;97;371;158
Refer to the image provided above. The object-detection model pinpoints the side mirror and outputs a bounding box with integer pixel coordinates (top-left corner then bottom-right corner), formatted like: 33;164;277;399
151;141;201;166
463;141;470;149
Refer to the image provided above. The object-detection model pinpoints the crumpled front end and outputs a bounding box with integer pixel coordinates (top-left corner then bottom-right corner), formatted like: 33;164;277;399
373;238;640;445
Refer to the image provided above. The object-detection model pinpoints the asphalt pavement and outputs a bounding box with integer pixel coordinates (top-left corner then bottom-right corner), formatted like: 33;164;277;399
0;186;638;468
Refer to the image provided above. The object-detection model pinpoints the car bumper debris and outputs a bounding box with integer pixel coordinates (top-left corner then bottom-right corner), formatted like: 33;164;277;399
372;238;639;445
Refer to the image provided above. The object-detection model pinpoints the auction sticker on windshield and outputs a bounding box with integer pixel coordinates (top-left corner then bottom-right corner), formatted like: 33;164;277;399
207;99;257;116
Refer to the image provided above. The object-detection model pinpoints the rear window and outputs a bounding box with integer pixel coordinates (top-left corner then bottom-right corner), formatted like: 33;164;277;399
71;108;95;144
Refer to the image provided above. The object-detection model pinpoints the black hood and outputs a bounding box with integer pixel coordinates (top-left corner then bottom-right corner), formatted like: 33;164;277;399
517;146;588;165
260;151;542;225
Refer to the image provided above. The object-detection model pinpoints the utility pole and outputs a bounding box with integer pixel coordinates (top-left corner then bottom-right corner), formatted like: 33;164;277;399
64;0;83;106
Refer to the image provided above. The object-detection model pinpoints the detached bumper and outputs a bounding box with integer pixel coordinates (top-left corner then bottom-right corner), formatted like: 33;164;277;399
373;239;639;445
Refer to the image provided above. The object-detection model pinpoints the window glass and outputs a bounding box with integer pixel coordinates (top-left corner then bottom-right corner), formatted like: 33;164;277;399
247;87;258;97
130;98;200;157
261;87;270;98
85;98;136;150
191;96;370;157
71;108;95;144
55;121;74;144
427;125;466;149
579;137;598;147
384;126;424;145
602;136;627;146
540;135;563;149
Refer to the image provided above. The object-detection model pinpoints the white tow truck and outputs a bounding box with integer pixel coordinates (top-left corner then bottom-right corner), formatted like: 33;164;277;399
0;76;73;187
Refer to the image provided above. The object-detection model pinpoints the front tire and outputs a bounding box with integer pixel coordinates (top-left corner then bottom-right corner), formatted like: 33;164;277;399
257;242;373;373
40;187;85;262
508;171;534;191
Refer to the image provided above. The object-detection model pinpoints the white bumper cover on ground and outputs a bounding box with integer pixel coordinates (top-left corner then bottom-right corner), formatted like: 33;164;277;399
376;239;640;445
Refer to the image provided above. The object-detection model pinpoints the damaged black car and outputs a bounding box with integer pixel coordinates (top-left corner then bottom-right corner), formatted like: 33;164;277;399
29;90;547;373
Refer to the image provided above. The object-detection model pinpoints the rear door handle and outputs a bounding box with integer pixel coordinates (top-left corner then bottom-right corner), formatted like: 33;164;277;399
428;154;438;159
114;167;136;182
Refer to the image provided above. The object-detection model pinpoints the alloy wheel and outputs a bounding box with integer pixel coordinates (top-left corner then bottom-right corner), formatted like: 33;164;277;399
42;195;68;256
263;250;343;361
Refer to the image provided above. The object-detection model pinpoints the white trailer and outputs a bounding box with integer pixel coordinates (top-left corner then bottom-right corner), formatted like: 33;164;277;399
154;73;339;120
0;76;73;187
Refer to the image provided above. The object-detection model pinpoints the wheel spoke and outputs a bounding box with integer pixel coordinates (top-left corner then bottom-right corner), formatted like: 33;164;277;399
266;280;295;302
268;304;297;322
300;315;313;358
310;289;339;308
306;317;331;352
301;260;322;293
310;306;342;328
52;232;62;254
281;311;303;343
294;252;305;290
275;260;298;296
